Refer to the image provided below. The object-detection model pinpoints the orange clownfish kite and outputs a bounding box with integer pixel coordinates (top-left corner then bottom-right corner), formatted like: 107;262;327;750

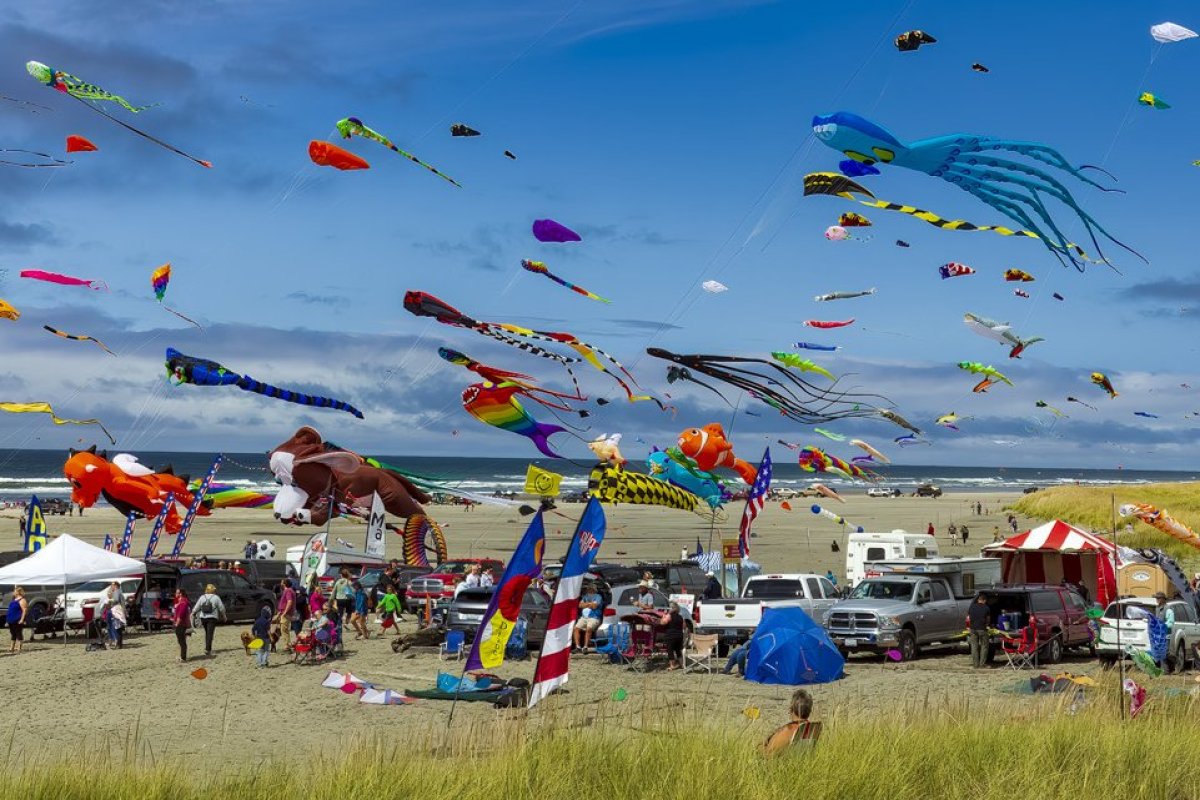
677;423;757;484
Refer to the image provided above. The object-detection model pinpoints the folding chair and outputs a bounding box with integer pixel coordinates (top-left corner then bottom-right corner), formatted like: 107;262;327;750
594;622;632;664
630;623;657;658
998;624;1038;670
787;720;823;754
440;629;465;661
684;633;719;674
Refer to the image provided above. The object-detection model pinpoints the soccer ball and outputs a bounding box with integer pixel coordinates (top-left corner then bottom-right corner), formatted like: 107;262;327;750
254;539;276;560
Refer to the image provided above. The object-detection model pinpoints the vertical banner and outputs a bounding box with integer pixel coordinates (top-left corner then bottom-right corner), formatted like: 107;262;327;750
144;492;173;560
117;512;137;556
465;512;546;671
300;527;328;587
172;454;222;557
24;495;47;552
528;498;607;708
364;492;386;560
102;534;113;551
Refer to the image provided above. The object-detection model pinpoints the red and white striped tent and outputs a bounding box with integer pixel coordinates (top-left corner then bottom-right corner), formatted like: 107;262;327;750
982;520;1117;606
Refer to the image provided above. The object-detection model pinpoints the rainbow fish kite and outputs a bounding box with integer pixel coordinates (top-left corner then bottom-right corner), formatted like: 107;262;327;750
461;381;566;458
521;259;610;303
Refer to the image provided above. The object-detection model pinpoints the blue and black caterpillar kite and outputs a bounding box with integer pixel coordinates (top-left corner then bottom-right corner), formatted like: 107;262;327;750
165;348;364;419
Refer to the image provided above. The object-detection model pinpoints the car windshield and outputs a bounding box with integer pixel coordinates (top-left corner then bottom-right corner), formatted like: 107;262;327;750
73;579;138;592
849;581;914;601
456;588;495;602
439;561;482;575
1104;602;1155;620
744;579;804;599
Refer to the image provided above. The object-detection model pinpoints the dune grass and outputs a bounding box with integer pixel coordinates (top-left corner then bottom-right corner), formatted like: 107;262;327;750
5;685;1200;799
1011;483;1200;571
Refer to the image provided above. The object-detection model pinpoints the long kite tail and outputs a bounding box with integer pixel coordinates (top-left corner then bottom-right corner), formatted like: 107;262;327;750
42;325;116;356
235;374;364;419
73;95;211;168
388;143;461;188
162;305;205;331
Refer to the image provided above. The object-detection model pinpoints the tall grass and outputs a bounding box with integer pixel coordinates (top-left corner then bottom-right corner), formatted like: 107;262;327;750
6;687;1200;799
1011;483;1200;571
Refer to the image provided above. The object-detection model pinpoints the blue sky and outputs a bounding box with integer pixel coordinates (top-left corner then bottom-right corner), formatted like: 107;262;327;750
1;0;1199;469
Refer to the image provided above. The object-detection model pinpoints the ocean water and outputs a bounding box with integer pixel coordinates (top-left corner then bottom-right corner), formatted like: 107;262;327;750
3;448;1197;501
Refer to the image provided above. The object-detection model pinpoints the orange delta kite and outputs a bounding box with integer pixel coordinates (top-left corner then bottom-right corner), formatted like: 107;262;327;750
65;134;97;153
308;140;369;171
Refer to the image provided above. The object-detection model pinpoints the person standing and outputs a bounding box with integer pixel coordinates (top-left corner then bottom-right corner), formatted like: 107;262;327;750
103;581;126;649
191;583;227;657
948;523;959;547
350;580;370;640
960;525;970;547
702;571;722;601
966;594;991;669
926;522;934;537
7;587;27;655
992;526;1002;543
173;588;191;663
251;607;272;668
658;601;688;671
243;540;256;561
481;568;495;589
463;565;483;589
276;579;296;651
332;568;354;624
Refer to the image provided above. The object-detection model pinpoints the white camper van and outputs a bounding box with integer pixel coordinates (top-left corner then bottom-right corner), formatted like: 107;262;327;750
845;530;939;588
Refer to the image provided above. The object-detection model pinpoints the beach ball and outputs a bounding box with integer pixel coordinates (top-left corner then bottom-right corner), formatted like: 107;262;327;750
254;539;276;560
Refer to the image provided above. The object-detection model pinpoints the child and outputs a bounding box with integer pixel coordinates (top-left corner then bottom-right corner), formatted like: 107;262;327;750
376;583;403;636
251;607;272;667
350;580;370;640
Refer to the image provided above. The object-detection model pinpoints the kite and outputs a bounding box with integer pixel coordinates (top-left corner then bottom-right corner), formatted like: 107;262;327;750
1036;400;1067;418
771;352;834;380
43;325;115;356
809;110;1143;270
405;291;662;408
940;263;976;279
894;434;930;446
0;300;18;321
1123;678;1148;717
646;449;729;509
812;484;844;503
1151;22;1198;43
1053;292;1065;301
437;347;586;412
895;30;936;51
532;219;581;243
165;348;364;418
588;433;625;466
677;423;756;484
958;362;1013;386
701;280;728;294
0;402;115;444
65;449;207;529
1119;503;1200;551
793;341;839;351
839;159;880;178
971;378;997;393
462;381;565;458
26;61;211;168
149;263;203;329
1067;396;1098;411
504;150;517;160
798;446;873;481
1091;372;1118;399
1014;290;1030;298
521;260;610;303
776;439;800;450
588;462;699;512
962;313;1044;358
879;409;921;434
811;504;864;533
971;63;990;73
839;212;872;227
335;117;460;187
814;288;875;301
824;225;849;241
0;149;70;168
450;123;481;137
65;135;97;153
896;240;910;247
666;365;731;406
849;439;890;464
1138;92;1170;110
20;269;106;291
1134;411;1159;419
646;348;891;426
813;428;845;441
804;318;854;329
309;140;369;170
936;412;968;431
1004;269;1035;282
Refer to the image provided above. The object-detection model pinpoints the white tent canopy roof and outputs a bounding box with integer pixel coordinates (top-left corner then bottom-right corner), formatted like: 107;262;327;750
0;534;145;586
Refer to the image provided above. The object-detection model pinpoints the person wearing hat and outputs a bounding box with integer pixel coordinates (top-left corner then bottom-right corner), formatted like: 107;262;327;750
702;571;722;601
231;561;245;576
636;581;657;611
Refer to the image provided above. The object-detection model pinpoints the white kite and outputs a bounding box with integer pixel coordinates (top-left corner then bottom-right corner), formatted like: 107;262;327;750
1151;22;1197;43
702;280;728;293
962;312;1044;359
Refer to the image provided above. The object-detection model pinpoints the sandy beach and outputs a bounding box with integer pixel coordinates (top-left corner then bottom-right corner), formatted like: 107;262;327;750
3;491;1183;769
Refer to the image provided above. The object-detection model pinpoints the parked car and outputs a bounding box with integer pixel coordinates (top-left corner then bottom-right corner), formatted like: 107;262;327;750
697;573;839;645
824;574;973;661
363;565;433;609
867;487;903;498
40;498;72;515
140;567;276;628
405;558;504;613
1096;597;1200;670
984;584;1093;664
1022;486;1041;494
594;583;670;645
57;577;143;624
637;561;709;595
914;483;943;498
445;585;552;647
239;560;297;595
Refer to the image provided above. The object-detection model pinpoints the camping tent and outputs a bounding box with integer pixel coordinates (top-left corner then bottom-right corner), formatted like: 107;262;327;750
982;520;1116;607
0;533;145;586
744;606;844;685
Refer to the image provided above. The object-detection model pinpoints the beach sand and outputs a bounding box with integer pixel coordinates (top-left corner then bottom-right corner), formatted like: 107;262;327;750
0;493;1173;769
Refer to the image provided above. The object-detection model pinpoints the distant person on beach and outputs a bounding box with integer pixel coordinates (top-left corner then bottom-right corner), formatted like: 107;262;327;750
173;588;191;663
960;525;970;546
7;587;27;654
192;583;227;657
723;640;750;676
993;526;1002;543
926;522;934;537
244;540;256;560
948;523;959;546
763;689;821;756
250;607;272;667
573;583;603;653
966;593;991;668
658;601;687;671
830;540;839;553
104;581;126;649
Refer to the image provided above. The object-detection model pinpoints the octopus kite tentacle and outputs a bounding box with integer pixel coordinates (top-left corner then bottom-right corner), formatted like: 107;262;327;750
973;139;1120;191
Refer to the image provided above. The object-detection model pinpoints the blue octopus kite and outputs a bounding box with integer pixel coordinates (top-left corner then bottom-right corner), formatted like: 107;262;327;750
810;111;1143;270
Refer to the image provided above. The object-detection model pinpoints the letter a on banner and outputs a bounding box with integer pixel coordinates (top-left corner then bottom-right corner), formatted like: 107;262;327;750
364;492;386;560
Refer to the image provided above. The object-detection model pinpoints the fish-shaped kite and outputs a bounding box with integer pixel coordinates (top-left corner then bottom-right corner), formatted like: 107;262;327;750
839;160;880;178
1004;268;1035;282
814;288;875;302
0;299;19;321
1014;290;1030;298
879;409;921;435
1134;411;1159;419
838;212;872;227
771;352;834;380
895;30;936;51
804;318;855;329
894;434;930;446
936;412;970;431
462;381;565;458
1036;400;1067;418
438;347;586;412
450;123;481;137
793;341;839;351
335;117;460;186
971;63;990;73
962;313;1044;358
43;325;115;356
20;269;107;291
939;263;975;279
65;134;97;153
1092;372;1118;398
1067;396;1098;411
813;428;845;442
1138;92;1170;109
521;260;610;303
849;439;889;464
702;280;728;293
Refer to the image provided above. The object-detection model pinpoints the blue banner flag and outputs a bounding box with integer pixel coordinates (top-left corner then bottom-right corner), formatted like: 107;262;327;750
24;496;47;552
144;492;173;559
173;454;222;557
118;512;137;556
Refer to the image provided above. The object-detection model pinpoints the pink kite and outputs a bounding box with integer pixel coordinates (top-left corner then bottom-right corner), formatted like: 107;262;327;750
804;318;855;329
20;269;107;291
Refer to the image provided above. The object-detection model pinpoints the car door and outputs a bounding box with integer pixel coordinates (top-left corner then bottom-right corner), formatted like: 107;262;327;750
1169;601;1199;655
208;572;242;621
814;577;839;618
924;580;960;638
521;587;551;643
1062;590;1090;646
230;573;269;621
803;576;823;618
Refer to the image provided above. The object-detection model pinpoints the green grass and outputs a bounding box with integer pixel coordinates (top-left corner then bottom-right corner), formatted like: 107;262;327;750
1011;483;1200;571
6;688;1200;799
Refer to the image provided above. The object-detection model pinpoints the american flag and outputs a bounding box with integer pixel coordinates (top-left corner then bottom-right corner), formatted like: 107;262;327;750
738;448;772;557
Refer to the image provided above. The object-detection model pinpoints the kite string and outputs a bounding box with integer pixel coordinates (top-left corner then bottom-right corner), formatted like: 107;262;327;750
1100;42;1163;166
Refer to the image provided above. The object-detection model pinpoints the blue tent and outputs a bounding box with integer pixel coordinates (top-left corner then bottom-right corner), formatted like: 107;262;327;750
744;607;844;685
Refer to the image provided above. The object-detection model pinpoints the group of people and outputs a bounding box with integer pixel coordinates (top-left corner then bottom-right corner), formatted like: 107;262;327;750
185;555;248;575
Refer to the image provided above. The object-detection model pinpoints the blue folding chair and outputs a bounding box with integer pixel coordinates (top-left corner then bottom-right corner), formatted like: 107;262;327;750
440;629;465;661
594;621;632;664
505;616;530;660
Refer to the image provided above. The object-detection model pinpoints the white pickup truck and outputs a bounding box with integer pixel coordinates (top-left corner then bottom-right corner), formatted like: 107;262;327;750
695;573;840;645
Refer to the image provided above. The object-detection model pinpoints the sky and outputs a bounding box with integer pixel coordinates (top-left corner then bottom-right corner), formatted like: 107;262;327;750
1;0;1199;469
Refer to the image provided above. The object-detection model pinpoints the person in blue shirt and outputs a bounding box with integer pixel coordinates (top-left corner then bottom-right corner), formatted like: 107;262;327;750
723;639;750;676
572;584;603;653
251;607;272;667
825;570;838;588
350;580;370;640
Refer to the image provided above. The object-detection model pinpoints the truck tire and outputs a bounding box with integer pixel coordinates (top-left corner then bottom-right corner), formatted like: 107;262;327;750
897;629;918;661
1175;641;1187;674
1042;633;1063;664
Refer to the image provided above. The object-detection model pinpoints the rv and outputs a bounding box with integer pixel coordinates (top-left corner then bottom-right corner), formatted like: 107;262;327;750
845;530;939;588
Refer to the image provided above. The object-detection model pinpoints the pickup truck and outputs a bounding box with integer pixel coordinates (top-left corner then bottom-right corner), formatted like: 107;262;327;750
823;574;972;661
695;573;839;645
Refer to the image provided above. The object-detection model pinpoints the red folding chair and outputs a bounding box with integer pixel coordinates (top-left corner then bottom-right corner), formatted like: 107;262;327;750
999;619;1039;670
